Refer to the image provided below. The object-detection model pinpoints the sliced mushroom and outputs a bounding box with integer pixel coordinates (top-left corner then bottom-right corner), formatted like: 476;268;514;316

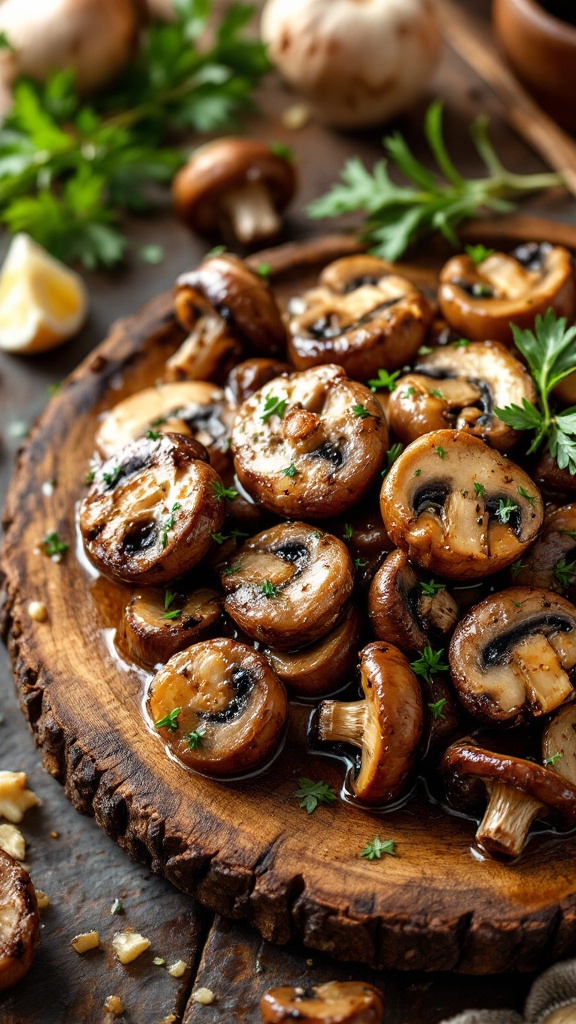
232;364;388;519
80;433;226;585
441;740;576;860
170;254;287;384
172;138;297;245
380;430;544;579
148;638;288;777
369;549;459;654
388;340;537;452
287;255;433;379
542;703;576;788
317;641;423;805
260;981;385;1023
264;604;362;697
225;357;292;407
524;959;576;1024
449;589;576;725
219;521;354;650
0;848;39;991
513;504;576;598
438;243;576;344
119;586;223;667
95;380;233;477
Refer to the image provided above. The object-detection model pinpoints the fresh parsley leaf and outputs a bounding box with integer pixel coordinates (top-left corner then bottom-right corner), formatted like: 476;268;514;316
466;244;495;264
154;706;182;732
261;394;287;423
102;465;122;487
453;338;470;348
255;261;271;278
352;403;376;419
543;752;563;767
84;469;96;485
473;481;486;498
162;608;182;620
160;501;182;548
381;443;403;477
261;579;279;598
281;463;298;477
360;837;397;860
211;532;228;545
211;480;237;501
428;698;447;720
164;589;177;610
41;531;69;559
495;497;518;524
269;141;294;161
294;778;337;814
410;646;449;682
354;557;369;568
553;558;576;590
517;485;535;504
510;559;526;578
343;523;353;540
368;368;400;392
187;727;206;750
420;579;446;596
146;429;161;440
433;445;447;459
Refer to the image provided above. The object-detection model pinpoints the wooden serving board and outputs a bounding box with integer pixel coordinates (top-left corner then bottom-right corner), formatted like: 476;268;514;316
4;232;576;977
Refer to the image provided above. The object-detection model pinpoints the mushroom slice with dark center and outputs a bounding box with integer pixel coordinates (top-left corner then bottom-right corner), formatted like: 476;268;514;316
219;521;354;650
513;504;576;598
287;255;433;379
388;340;537;452
438;244;576;344
441;740;576;860
369;549;459;654
542;703;576;788
449;588;576;724
317;641;423;806
0;849;39;992
524;959;576;1024
80;433;226;586
119;586;223;667
264;604;362;697
380;429;543;580
260;981;385;1023
232;364;388;519
148;638;288;777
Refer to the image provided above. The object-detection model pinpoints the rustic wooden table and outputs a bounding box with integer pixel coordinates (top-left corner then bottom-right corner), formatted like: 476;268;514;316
1;2;575;1021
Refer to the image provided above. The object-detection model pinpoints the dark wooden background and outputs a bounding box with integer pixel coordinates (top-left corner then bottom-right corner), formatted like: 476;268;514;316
1;1;575;1020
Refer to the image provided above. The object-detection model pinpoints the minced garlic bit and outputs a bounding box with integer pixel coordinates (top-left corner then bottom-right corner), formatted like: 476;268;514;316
192;988;215;1005
0;770;41;822
281;103;310;130
158;1015;178;1024
153;957;166;966
36;890;50;910
50;830;59;839
104;995;124;1015
0;822;26;860
71;930;100;953
28;601;48;622
168;960;188;978
112;930;151;965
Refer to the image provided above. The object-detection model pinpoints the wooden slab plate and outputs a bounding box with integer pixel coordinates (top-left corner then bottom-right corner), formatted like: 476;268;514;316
3;232;576;976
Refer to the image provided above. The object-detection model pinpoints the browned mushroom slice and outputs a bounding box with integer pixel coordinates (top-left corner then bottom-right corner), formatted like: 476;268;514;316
0;849;39;992
449;589;576;725
441;741;576;860
80;433;226;586
260;981;385;1023
317;642;423;805
232;364;388;519
542;703;576;788
438;243;576;345
172;138;297;245
369;549;459;654
264;604;362;697
380;430;543;579
225;357;292;406
119;586;223;667
287;255;433;379
524;959;576;1024
219;522;354;650
513;504;576;598
388;340;537;452
148;638;288;777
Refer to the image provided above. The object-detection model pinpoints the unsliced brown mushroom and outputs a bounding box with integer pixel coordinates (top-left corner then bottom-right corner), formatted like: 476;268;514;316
232;364;388;519
380;430;544;579
542;703;576;788
172;138;297;245
524;958;576;1024
219;521;354;650
438;243;576;345
264;604;362;697
369;549;459;654
441;740;576;859
260;981;385;1023
0;848;39;991
225;357;292;407
449;589;576;725
317;641;423;805
80;434;226;585
148;638;288;777
119;586;223;667
513;504;576;599
287;255;433;380
388;340;537;452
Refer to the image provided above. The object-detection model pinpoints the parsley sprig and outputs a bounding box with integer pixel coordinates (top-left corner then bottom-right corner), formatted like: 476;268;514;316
294;778;337;814
410;646;449;683
307;101;563;261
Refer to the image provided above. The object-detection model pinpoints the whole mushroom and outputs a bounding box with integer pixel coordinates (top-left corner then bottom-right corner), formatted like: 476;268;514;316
369;549;459;653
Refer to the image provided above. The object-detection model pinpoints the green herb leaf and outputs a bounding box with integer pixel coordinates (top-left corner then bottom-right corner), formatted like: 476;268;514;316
517;485;535;504
495;497;518;524
465;244;495;265
473;481;486;498
281;463;298;478
420;579;446;596
162;608;182;620
146;429;161;440
428;698;448;720
360;837;397;860
261;394;287;423
294;778;337;814
343;523;353;540
41;531;69;559
543;752;563;767
211;480;237;501
102;466;122;487
453;338;470;348
354;557;369;568
255;261;271;278
261;579;279;598
223;562;242;576
164;589;176;610
160;501;182;548
187;727;206;750
139;244;164;265
510;559;526;578
433;445;447;459
352;403;377;419
381;442;403;477
553;558;576;590
367;368;400;392
410;646;449;683
154;706;182;732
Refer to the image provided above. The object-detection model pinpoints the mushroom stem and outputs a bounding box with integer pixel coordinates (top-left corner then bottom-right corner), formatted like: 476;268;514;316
166;312;237;382
220;181;281;244
317;700;367;748
477;781;543;859
511;632;573;715
418;589;459;635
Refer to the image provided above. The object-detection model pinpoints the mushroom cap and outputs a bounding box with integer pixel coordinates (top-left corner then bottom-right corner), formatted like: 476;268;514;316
264;603;362;696
380;430;543;580
172;138;296;235
260;980;385;1023
543;703;576;788
0;848;39;991
368;548;459;653
120;586;223;667
524;959;576;1024
226;357;293;406
513;503;576;597
449;588;576;724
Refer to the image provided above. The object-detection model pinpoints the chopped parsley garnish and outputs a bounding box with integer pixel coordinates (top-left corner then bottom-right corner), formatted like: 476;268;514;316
428;698;448;719
41;531;69;559
102;465;122;487
414;468;422;476
162;609;182;620
367;368;400;392
343;523;353;540
403;386;416;398
223;563;242;576
211;480;237;501
466;244;495;265
517;486;535;504
146;428;161;440
495;497;518;524
294;778;337;814
381;443;403;477
410;646;449;683
154;707;181;732
261;579;279;598
360;837;397;860
543;752;563;767
160;501;182;548
84;469;95;485
354;557;369;568
429;388;444;399
255;261;271;278
261;394;287;423
187;727;206;750
510;559;526;578
281;463;298;478
210;532;228;545
433;445;446;459
352;403;377;419
420;579;446;596
473;481;486;498
453;338;470;348
553;558;576;590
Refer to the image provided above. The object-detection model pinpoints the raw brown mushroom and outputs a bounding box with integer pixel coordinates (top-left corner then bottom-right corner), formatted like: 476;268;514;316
449;589;576;725
380;430;544;580
317;641;423;805
264;604;362;697
80;433;226;585
388;340;537;452
441;740;576;860
524;959;576;1024
260;981;385;1023
368;549;459;654
0;848;39;991
232;364;388;519
438;243;576;344
219;521;354;650
287;255;433;380
119;586;223;667
172;138;297;245
148;638;288;777
512;504;576;598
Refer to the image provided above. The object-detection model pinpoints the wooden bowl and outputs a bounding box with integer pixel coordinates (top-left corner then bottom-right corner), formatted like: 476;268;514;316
493;0;576;131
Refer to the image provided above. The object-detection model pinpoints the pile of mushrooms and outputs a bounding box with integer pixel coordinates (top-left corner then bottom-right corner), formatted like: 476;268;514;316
78;238;576;858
